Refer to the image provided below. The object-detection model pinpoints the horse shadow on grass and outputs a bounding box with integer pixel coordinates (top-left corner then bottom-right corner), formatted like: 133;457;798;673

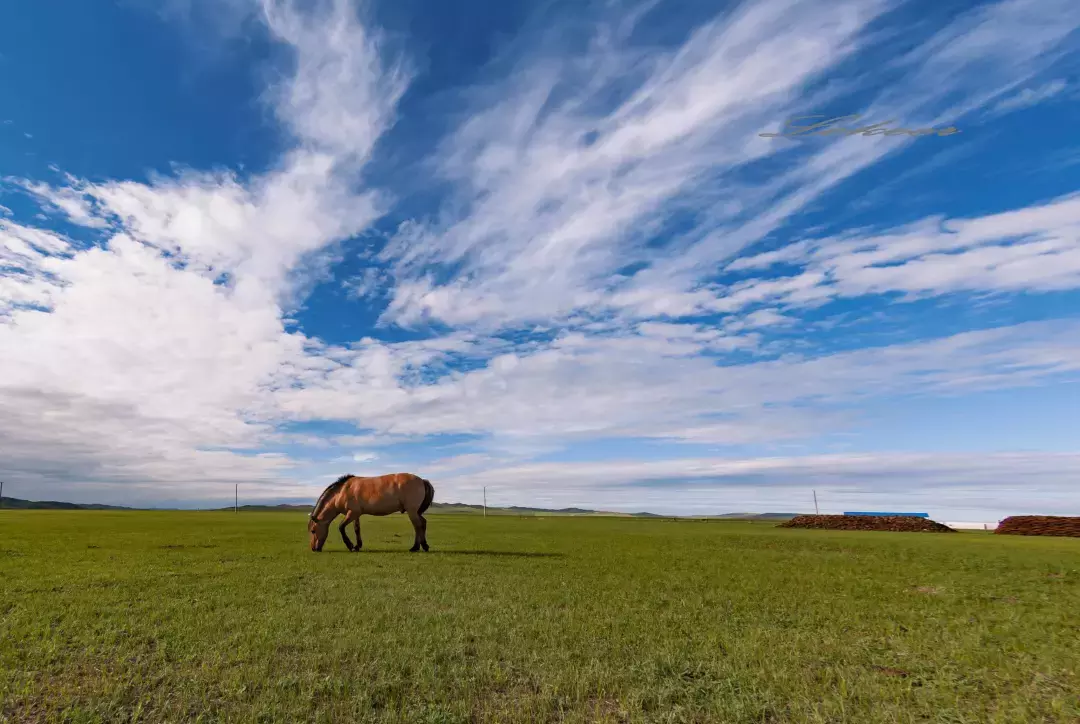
323;549;562;558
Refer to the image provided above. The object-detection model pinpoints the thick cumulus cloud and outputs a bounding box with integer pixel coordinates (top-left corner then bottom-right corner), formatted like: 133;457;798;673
0;0;407;500
2;0;1080;515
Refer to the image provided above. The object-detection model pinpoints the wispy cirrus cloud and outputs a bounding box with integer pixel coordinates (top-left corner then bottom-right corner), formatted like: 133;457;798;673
378;0;894;330
988;78;1068;116
722;193;1080;311
10;178;110;229
379;0;1080;331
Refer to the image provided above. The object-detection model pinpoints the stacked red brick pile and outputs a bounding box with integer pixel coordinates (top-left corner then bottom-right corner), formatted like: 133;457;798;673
994;516;1080;537
778;514;956;532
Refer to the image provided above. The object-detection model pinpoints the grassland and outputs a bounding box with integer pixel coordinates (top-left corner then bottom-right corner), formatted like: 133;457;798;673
1;511;1078;723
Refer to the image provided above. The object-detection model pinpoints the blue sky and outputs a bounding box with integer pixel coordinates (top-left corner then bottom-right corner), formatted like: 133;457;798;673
1;0;1079;520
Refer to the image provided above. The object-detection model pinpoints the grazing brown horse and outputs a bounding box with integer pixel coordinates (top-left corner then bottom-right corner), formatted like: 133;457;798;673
307;473;434;552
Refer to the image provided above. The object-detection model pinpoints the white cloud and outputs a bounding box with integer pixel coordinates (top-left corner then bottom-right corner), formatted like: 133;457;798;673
651;0;1080;283
259;0;410;162
989;78;1068;115
0;0;408;499
377;0;895;330
429;452;1080;519
719;193;1080;310
343;266;389;300
271;319;1080;452
378;0;1080;331
12;178;110;229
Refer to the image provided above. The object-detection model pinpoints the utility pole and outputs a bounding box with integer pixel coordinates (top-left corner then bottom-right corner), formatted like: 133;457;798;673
235;484;238;514
0;480;4;508
483;487;487;518
813;489;819;515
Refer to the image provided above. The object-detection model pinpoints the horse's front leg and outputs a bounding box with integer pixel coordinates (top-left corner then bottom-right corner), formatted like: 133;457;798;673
339;510;360;551
353;515;362;551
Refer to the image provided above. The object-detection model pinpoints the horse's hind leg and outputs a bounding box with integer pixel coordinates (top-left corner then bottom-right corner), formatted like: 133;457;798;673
407;510;429;552
339;510;360;551
407;510;425;552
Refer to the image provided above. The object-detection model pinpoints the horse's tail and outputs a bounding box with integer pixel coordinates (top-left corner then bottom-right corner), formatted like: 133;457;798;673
418;477;435;515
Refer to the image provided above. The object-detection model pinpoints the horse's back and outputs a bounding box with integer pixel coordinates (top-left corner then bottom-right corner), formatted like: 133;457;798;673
346;473;427;515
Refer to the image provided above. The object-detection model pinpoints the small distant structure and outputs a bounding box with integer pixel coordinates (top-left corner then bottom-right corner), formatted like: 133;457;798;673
843;512;929;518
943;521;999;531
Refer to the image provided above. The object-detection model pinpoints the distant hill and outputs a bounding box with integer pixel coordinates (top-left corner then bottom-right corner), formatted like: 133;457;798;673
0;497;134;510
1;496;799;520
213;503;311;512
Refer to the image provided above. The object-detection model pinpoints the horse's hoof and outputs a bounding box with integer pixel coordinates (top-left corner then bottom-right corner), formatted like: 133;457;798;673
421;544;430;552
409;547;420;552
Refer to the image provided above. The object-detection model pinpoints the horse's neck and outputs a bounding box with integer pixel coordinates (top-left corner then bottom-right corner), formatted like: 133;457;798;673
314;503;341;522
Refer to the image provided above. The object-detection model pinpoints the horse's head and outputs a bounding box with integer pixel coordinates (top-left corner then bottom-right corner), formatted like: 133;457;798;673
308;514;330;552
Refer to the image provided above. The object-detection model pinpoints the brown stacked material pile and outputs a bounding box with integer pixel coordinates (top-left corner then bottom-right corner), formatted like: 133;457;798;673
995;516;1080;537
778;515;956;532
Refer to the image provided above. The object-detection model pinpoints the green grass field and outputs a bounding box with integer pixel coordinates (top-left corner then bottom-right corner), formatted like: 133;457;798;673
1;511;1078;723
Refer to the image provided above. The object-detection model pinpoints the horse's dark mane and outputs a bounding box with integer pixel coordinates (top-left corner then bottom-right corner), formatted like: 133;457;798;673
310;474;353;519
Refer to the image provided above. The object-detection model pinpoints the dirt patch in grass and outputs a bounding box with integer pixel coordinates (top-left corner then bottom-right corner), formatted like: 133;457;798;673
871;666;911;677
779;515;956;533
585;696;630;723
996;516;1080;538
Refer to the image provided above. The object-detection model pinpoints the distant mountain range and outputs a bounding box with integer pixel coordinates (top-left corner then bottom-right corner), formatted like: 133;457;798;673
0;496;796;520
0;497;132;510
